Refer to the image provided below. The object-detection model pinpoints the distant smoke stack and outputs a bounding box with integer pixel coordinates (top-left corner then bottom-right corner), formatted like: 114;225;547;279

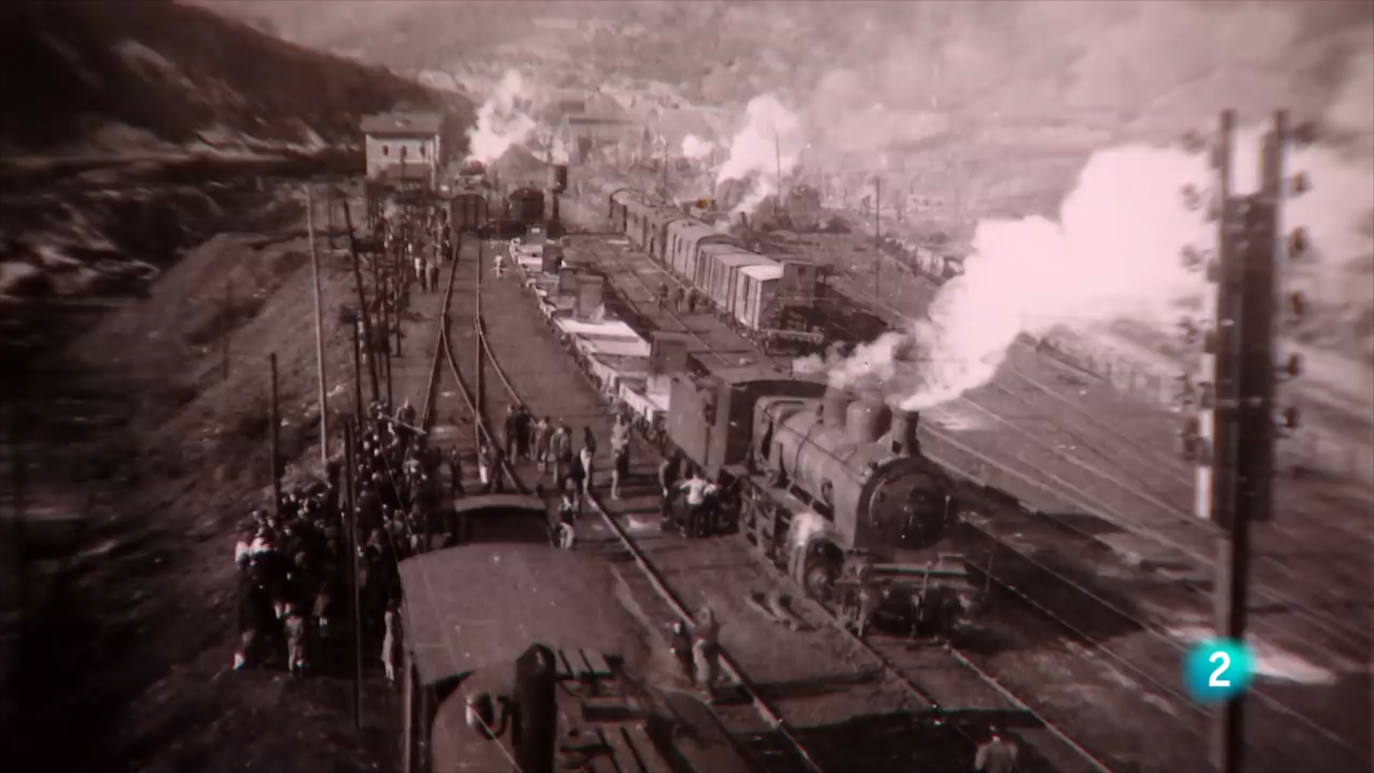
846;398;891;444
888;409;920;457
821;386;853;431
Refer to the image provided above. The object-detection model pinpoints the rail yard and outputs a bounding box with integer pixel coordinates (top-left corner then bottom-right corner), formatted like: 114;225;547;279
6;4;1373;773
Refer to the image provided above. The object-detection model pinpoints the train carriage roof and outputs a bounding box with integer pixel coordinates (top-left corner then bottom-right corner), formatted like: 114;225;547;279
399;539;641;685
668;219;739;245
740;263;784;281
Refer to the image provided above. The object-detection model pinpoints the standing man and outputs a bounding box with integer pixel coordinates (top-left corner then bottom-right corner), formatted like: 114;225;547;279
532;415;552;475
427;257;440;294
692;606;721;697
514;405;533;462
447;446;465;498
550;424;572;491
677;469;717;539
658;451;681;527
502;405;520;461
974;728;1019;773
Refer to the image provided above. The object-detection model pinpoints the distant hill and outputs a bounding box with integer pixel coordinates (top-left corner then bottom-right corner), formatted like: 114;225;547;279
0;0;472;158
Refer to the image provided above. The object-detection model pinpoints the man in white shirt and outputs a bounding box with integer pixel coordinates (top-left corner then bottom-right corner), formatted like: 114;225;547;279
677;472;718;538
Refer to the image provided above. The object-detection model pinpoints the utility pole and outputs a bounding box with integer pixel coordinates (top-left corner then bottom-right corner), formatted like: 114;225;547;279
269;353;281;515
344;417;363;731
1195;110;1234;523
351;318;364;424
342;199;379;403
874;175;882;301
1210;111;1288;773
305;185;329;467
774;126;782;221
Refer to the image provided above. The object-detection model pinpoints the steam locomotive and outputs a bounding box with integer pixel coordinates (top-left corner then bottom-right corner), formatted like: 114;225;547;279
665;359;975;632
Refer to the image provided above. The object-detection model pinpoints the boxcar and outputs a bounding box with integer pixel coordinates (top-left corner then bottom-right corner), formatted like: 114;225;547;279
666;220;739;283
617;193;659;253
706;251;774;316
606;186;638;234
736;262;783;330
645;206;687;264
448;189;490;233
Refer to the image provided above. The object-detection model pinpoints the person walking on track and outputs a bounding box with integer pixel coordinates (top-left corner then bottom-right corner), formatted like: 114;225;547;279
427;258;440;293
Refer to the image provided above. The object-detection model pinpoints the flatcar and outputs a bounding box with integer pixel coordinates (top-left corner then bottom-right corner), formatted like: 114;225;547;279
397;495;753;773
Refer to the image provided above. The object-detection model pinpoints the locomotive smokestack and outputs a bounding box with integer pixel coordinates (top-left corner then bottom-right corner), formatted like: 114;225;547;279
888;409;921;457
821;386;853;431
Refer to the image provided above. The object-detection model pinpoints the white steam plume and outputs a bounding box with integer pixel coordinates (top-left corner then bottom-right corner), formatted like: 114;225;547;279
816;128;1374;410
717;94;805;215
466;70;537;164
682;134;716;161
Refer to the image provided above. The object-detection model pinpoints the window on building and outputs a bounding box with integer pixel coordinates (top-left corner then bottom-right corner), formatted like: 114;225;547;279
382;144;390;156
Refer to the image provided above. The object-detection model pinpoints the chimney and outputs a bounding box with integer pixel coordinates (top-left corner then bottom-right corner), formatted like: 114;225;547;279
888;409;920;456
846;398;891;444
821;386;853;431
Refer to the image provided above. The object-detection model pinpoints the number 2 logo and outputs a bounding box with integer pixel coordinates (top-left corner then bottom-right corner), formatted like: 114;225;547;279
1208;650;1232;687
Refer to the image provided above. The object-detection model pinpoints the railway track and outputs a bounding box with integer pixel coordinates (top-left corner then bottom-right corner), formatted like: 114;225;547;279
553;212;1370;770
481;245;1115;772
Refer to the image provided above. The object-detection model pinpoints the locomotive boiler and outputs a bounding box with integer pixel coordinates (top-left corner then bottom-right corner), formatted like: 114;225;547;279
747;386;961;597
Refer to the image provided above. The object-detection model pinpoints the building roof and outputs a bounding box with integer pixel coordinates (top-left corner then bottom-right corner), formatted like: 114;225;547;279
360;111;443;137
400;541;640;685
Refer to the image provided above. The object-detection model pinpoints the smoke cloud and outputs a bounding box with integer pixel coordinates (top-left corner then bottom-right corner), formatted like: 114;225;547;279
716;94;806;214
465;69;537;164
681;134;716;161
816;128;1374;410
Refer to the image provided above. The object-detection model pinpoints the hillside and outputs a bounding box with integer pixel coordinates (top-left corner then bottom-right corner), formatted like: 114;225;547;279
0;0;473;365
0;0;465;157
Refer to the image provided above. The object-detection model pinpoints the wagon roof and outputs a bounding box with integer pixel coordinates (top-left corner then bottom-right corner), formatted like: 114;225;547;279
399;541;637;684
740;263;784;280
714;253;776;268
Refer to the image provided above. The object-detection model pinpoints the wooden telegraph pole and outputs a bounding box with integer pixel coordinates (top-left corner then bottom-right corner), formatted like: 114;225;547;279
1207;110;1289;773
344;417;363;731
342;198;380;403
269;353;281;514
305;185;330;467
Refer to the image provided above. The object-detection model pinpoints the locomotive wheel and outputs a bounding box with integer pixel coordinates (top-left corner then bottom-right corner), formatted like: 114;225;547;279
803;558;840;602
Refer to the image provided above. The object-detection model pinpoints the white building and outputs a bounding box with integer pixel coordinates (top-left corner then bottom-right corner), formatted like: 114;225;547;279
361;112;444;188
